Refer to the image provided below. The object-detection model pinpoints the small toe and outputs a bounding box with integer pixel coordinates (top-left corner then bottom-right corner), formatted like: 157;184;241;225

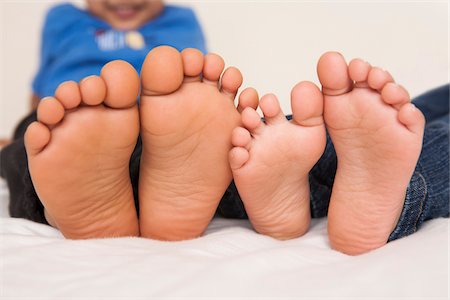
79;75;107;106
37;97;65;125
231;127;252;149
141;46;183;96
237;87;259;112
220;67;244;100
367;67;394;91
181;48;204;81
241;107;264;135
398;103;425;135
24;122;51;156
317;51;353;96
220;67;243;100
54;81;81;109
381;83;410;108
101;60;140;108
202;53;225;86
259;94;286;125
229;147;250;170
348;59;371;88
291;81;324;127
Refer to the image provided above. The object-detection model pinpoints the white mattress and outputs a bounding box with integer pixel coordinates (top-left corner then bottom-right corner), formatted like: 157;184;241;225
0;179;448;299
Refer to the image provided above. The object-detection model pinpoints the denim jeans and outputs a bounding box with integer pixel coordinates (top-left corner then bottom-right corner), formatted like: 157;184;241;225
217;84;450;242
1;85;449;241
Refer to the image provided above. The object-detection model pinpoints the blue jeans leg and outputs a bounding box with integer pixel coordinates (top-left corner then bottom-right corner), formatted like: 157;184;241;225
410;84;449;123
388;113;449;240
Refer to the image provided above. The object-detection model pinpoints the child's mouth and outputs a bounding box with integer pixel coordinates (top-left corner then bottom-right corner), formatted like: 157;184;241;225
107;3;146;20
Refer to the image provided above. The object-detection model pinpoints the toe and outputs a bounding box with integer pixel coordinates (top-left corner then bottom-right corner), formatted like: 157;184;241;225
24;122;51;156
101;60;140;108
54;81;81;109
291;81;324;127
181;48;204;82
220;67;243;100
348;59;371;88
79;75;106;106
241;107;264;135
237;87;259;112
202;53;225;86
398;103;425;135
367;67;394;91
37;97;65;125
231;127;252;149
259;94;286;125
229;147;250;170
141;46;183;96
317;51;353;96
381;83;410;109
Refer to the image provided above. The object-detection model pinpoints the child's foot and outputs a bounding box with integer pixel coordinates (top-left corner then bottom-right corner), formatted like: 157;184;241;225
25;61;140;239
317;52;425;255
229;82;326;239
138;46;257;241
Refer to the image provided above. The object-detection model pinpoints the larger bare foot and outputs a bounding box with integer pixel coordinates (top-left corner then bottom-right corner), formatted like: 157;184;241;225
229;82;326;239
317;52;425;255
138;46;257;241
25;61;140;239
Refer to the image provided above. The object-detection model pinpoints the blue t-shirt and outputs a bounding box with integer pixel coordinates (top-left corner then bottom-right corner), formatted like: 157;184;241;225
32;3;207;98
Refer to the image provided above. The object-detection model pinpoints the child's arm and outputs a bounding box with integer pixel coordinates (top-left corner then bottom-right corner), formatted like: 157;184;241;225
30;93;40;111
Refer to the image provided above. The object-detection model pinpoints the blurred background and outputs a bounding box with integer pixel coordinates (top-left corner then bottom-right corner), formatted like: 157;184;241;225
0;0;448;138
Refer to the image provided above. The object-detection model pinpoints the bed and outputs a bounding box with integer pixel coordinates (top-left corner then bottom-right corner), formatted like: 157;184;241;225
0;178;448;299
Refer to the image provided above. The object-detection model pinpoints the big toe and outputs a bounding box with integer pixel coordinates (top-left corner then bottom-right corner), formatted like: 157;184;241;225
291;81;324;127
141;46;184;96
100;60;140;108
317;52;353;96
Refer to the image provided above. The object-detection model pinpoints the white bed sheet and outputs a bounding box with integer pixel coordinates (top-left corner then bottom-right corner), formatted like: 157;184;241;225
0;179;448;299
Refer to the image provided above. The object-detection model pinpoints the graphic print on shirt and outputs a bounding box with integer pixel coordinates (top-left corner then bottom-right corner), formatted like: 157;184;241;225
95;29;146;51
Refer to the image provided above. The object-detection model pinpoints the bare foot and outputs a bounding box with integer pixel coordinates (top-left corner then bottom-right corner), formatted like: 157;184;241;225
317;52;425;255
25;61;140;239
138;46;258;241
229;82;326;239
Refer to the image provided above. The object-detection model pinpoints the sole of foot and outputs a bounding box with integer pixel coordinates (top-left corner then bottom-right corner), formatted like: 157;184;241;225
229;82;326;240
25;61;140;239
317;52;425;255
138;46;258;241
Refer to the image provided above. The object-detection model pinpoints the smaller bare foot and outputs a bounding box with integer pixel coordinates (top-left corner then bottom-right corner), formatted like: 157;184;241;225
25;61;140;239
138;46;258;241
317;52;425;255
229;82;326;239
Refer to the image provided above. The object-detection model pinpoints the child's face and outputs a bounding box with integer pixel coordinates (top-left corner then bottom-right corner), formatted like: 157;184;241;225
87;0;163;30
